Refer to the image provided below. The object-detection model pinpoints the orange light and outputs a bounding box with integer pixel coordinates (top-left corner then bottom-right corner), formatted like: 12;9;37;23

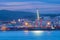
25;22;29;26
1;26;7;31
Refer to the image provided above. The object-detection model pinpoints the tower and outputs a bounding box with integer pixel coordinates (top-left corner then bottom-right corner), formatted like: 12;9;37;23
37;9;40;20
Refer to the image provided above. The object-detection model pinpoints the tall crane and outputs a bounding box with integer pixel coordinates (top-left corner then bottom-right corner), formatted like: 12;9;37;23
35;9;40;27
37;9;40;21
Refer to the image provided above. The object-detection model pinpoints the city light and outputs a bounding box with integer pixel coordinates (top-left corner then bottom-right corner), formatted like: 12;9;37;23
11;20;16;24
24;22;29;26
0;9;59;31
18;19;21;22
47;22;51;25
1;26;7;31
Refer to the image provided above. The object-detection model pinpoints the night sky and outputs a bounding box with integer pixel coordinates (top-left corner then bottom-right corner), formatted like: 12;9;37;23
0;0;60;14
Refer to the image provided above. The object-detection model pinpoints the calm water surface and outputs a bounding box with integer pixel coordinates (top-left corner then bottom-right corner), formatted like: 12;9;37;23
0;31;60;40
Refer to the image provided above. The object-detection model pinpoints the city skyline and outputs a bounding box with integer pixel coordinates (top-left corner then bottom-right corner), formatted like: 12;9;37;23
0;0;60;40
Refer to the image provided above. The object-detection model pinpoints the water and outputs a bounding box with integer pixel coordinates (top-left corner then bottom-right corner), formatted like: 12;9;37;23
0;31;60;40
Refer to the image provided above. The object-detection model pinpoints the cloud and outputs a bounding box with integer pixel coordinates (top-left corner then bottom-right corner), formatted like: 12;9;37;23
0;2;60;13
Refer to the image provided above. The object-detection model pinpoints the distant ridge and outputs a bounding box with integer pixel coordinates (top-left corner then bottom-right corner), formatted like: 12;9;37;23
0;10;36;21
0;10;60;21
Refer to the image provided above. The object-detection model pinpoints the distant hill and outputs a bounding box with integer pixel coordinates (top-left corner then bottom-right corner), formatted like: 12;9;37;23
0;10;60;21
0;10;36;21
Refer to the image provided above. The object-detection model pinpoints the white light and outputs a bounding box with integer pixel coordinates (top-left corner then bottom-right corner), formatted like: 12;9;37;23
18;19;21;22
32;31;44;36
47;22;51;25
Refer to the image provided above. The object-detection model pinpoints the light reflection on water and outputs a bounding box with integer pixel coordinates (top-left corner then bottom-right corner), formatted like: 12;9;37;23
0;31;60;40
